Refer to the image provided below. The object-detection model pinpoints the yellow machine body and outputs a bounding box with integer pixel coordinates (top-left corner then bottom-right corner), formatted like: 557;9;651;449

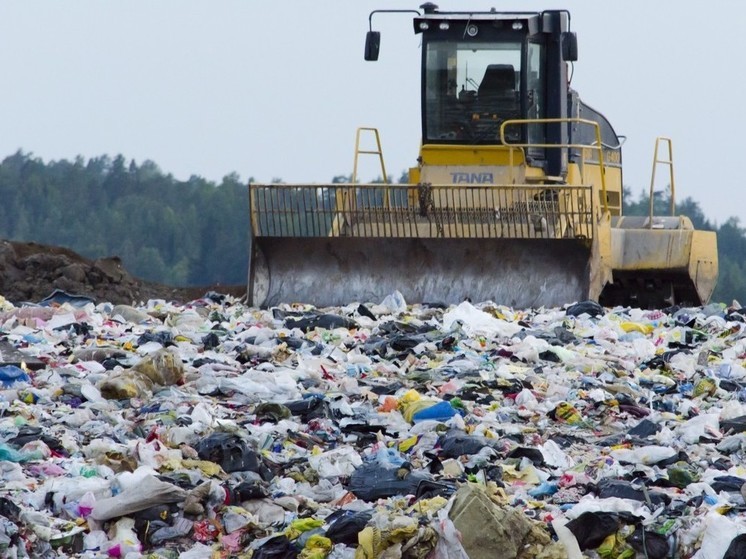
247;7;717;309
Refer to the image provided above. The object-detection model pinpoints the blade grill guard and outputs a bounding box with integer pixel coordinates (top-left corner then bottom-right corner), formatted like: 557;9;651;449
249;184;594;240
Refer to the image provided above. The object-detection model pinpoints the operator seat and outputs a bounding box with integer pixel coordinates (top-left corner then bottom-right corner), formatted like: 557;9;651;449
477;64;518;115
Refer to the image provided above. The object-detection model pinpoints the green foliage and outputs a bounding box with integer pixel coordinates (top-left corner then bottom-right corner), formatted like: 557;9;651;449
0;150;249;286
713;217;746;305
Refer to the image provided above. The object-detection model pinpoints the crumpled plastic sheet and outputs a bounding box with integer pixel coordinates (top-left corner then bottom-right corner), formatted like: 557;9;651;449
3;292;746;557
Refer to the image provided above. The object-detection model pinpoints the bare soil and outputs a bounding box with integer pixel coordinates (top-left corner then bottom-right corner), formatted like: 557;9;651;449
0;240;246;305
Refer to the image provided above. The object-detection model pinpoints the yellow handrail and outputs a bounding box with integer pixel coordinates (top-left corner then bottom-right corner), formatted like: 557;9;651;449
648;136;675;227
352;127;389;185
248;183;595;240
351;126;390;219
499;117;610;215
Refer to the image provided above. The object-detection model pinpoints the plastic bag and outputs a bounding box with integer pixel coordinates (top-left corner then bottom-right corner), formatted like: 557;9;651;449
0;365;30;388
285;313;357;333
596;479;668;507
551;519;583;559
412;401;458;423
253;535;299;559
325;510;373;545
431;506;469;559
131;347;184;386
437;431;501;458
348;462;433;501
105;518;141;557
677;413;721;444
724;534;746;559
90;475;186;521
378;291;407;315
195;432;272;479
610;445;677;466
565;512;620;551
442;301;521;337
565;300;604;318
695;513;745;559
627;528;669;559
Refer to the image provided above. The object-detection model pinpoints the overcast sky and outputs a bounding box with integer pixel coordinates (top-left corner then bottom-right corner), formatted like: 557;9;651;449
1;1;743;225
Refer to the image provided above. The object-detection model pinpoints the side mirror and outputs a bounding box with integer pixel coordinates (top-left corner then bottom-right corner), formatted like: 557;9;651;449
364;31;381;61
562;32;578;62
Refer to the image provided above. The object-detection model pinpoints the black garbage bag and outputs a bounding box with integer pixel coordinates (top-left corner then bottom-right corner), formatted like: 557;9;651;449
628;418;662;439
538;350;562;363
132;504;174;523
388;334;430;352
437;431;502;459
710;475;746;492
415;479;457;499
720;415;746;434
325;509;374;545
195;433;272;480
359;380;405;396
377;321;428;335
348;462;434;501
724;533;746;559
285;313;358;333
135;518;169;545
0;497;21;521
552;326;579;344
137;331;174;347
201;331;220;350
565;511;621;550
653;450;690;469
362;336;390;357
283;395;329;420
6;425;67;456
229;480;269;502
356;304;377;320
595;478;669;507
565;300;604;318
628;528;669;559
507;447;545;466
282;337;323;355
253;535;299;559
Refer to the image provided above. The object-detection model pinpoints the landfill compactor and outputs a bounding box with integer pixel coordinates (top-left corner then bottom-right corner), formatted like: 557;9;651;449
247;4;718;309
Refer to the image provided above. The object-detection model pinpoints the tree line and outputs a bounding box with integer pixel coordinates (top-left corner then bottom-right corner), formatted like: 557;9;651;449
0;150;742;305
0;151;248;287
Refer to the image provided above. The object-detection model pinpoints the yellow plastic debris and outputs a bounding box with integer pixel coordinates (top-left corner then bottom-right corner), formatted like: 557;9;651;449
620;322;654;334
285;518;324;540
299;535;333;559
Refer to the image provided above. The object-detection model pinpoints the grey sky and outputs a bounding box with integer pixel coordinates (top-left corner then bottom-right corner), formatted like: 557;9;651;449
1;1;743;225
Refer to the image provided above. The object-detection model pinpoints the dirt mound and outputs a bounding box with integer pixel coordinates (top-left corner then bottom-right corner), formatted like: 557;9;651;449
0;240;246;305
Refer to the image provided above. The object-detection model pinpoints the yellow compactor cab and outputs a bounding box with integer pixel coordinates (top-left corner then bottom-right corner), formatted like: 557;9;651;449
248;4;718;309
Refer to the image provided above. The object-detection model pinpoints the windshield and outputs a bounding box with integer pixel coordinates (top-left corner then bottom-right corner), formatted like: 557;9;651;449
424;41;523;144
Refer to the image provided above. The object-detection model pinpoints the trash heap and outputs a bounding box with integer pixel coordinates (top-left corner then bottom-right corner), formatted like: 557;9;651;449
1;291;746;558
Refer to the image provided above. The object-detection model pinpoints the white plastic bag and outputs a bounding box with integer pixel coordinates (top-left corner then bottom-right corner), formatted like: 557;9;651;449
610;445;677;466
431;507;470;559
693;512;745;559
91;474;186;521
442;301;521;338
678;413;722;444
